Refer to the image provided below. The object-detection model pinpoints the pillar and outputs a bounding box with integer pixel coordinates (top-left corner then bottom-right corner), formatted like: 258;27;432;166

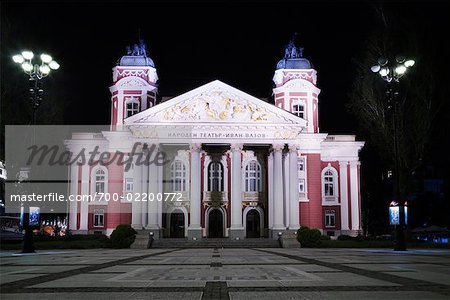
349;161;360;233
131;157;142;229
69;163;78;231
272;144;285;236
79;163;89;232
288;144;300;230
268;151;274;229
188;143;202;239
230;143;244;239
147;145;160;235
339;161;350;232
141;159;148;228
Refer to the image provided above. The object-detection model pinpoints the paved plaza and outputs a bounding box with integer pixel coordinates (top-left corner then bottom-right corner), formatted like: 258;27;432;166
1;247;450;299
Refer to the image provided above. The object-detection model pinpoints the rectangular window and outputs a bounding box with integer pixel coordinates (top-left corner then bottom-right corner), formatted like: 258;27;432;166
297;158;304;171
125;96;140;118
125;178;133;192
324;179;334;197
325;210;336;228
292;104;305;118
298;157;307;198
298;179;305;193
93;209;104;227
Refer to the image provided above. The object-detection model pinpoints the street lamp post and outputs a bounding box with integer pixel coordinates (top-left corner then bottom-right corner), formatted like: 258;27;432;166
12;50;60;253
12;51;60;125
371;55;415;251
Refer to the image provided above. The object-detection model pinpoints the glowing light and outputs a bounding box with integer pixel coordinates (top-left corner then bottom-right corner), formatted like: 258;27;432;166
39;65;51;75
49;61;60;70
12;54;25;64
395;65;407;75
371;65;381;73
40;54;52;63
21;51;34;60
21;62;33;72
404;60;415;67
379;68;389;77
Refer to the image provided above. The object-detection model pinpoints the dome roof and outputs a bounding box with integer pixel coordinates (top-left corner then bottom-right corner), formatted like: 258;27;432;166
117;39;155;67
276;39;312;70
118;56;155;67
276;58;311;70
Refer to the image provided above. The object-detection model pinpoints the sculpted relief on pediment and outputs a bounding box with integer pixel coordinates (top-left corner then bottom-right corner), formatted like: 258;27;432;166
162;90;269;122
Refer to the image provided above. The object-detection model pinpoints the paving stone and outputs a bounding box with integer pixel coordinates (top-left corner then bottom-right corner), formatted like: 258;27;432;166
1;247;449;298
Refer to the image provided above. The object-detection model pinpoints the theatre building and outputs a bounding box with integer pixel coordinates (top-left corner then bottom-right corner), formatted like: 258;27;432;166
65;40;364;239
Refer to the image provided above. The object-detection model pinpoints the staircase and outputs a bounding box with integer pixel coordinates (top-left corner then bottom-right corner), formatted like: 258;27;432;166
149;238;280;248
130;229;152;249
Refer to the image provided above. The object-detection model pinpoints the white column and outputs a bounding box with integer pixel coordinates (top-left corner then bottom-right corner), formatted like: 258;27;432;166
349;161;360;231
141;159;148;227
189;144;201;229
339;161;350;231
69;163;78;230
79;163;89;231
283;151;290;228
272;144;285;230
230;144;243;231
147;146;159;229
157;156;163;229
268;151;274;229
288;144;300;230
131;158;142;229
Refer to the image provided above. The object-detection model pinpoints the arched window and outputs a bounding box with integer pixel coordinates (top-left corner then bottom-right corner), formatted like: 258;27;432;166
125;97;140;118
322;167;338;203
245;160;262;192
91;166;108;200
208;162;224;192
95;169;106;194
170;160;186;192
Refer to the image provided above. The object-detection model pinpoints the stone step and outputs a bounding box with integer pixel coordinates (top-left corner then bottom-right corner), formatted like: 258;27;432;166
150;238;280;248
130;230;152;249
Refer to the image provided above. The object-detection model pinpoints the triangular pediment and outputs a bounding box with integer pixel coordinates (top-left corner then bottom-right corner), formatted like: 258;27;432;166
125;80;307;127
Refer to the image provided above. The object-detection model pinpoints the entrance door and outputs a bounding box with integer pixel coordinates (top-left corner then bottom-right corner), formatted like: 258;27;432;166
170;212;185;238
208;209;223;238
246;209;260;238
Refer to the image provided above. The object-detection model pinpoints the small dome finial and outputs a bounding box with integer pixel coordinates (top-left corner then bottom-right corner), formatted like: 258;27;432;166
284;33;304;59
117;38;155;67
276;34;311;70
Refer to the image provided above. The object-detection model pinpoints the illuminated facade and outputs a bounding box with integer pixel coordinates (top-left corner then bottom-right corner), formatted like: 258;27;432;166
65;40;364;239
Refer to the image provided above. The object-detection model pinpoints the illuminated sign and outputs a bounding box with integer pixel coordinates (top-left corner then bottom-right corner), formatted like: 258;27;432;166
29;207;40;227
389;202;408;225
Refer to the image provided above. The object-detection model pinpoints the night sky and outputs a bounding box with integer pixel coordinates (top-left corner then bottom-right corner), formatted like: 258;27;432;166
1;0;448;134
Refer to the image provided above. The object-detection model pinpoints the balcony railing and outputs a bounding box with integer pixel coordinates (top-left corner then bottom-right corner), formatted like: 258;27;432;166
203;191;228;203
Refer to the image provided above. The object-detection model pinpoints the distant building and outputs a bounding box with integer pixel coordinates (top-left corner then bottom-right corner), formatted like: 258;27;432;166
65;39;364;239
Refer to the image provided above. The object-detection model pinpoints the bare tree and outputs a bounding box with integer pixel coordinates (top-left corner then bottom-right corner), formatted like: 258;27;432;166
347;4;446;232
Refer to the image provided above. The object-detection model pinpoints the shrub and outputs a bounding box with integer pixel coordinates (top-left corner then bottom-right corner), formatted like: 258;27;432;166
337;234;354;241
320;234;331;240
297;227;322;247
109;224;137;248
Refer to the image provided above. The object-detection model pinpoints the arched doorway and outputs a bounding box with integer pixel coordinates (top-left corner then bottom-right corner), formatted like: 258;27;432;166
169;211;185;238
208;209;224;238
246;209;260;238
